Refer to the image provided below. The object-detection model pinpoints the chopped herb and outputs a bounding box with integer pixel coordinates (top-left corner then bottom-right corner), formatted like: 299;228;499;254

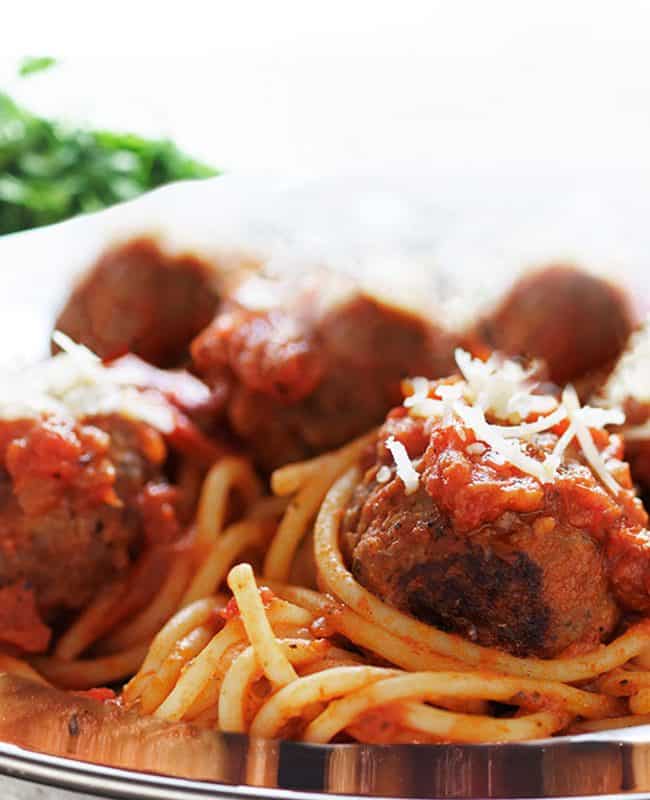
19;56;58;77
0;89;219;235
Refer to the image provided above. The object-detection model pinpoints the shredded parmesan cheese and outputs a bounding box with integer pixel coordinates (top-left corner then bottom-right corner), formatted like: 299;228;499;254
452;401;550;484
561;385;623;496
409;397;446;419
466;442;487;456
594;318;650;444
455;348;555;421
0;332;175;432
403;377;433;408
376;465;391;483
492;405;567;439
385;436;419;495
407;381;463;420
603;318;650;405
543;422;577;480
401;348;627;496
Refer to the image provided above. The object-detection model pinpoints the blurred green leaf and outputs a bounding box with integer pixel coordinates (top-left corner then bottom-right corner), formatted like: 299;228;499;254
0;89;219;235
19;56;58;77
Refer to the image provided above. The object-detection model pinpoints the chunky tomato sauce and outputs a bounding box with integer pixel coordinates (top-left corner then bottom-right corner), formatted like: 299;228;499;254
0;410;197;653
219;587;275;621
381;400;650;613
4;417;118;514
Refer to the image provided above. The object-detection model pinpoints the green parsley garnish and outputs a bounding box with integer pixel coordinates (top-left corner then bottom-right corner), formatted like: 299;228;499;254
0;68;218;235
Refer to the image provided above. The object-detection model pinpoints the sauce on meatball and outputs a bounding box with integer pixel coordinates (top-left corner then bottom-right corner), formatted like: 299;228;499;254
192;273;457;471
342;357;649;658
0;413;173;652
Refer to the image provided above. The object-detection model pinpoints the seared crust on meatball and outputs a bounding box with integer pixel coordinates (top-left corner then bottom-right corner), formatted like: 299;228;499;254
342;472;618;658
55;238;220;367
192;280;457;470
472;265;636;386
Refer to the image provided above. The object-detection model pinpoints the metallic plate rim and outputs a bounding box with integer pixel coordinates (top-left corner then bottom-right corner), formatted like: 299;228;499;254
2;729;650;800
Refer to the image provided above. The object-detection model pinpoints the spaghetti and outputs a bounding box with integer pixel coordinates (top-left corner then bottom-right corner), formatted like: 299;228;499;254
7;349;650;745
116;436;650;743
30;456;282;689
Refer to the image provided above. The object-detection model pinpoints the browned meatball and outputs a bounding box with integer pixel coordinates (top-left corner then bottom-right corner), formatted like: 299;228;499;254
472;265;636;386
55;238;220;367
343;480;617;658
339;395;650;658
192;275;457;471
0;413;171;652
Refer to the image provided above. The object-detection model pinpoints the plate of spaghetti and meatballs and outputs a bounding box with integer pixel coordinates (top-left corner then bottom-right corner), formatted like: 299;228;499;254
2;174;650;799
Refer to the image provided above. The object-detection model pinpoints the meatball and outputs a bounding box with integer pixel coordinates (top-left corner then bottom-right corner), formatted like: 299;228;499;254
472;265;636;386
0;413;172;652
341;383;650;658
55;238;220;367
192;274;457;470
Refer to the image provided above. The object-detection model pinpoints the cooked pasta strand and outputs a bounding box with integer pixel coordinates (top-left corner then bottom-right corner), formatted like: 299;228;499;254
227;564;297;688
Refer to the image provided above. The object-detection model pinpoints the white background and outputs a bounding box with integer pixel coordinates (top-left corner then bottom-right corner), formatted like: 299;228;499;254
2;1;650;366
3;0;650;175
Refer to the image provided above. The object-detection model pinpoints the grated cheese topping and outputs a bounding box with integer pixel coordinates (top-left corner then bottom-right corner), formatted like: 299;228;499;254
401;349;626;495
561;385;623;496
452;400;551;484
385;435;420;495
0;332;175;433
376;465;392;484
455;348;556;421
602;318;650;406
466;442;487;456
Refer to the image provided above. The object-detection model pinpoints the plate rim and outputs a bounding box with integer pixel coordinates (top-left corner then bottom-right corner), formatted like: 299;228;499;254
3;727;650;800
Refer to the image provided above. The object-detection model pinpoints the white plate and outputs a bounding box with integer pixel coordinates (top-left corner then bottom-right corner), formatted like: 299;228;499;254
1;172;650;799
